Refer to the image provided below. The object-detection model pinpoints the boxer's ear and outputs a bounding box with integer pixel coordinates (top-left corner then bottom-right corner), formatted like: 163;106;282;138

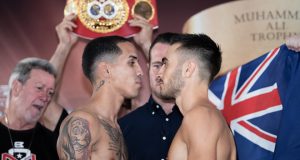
183;61;196;78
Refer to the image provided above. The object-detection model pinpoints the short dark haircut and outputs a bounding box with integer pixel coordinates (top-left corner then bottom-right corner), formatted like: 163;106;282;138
82;36;132;84
171;34;222;82
8;57;57;88
149;32;180;62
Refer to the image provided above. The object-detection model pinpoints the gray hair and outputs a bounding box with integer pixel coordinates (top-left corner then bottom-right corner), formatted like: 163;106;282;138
8;57;57;89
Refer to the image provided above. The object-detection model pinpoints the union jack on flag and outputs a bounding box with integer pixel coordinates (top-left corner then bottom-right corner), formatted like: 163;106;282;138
209;44;300;160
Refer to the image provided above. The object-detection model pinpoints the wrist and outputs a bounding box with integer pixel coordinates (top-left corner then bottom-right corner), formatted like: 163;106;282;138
141;41;151;54
57;42;72;51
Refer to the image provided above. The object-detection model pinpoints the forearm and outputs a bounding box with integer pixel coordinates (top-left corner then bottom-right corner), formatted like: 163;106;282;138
140;40;151;61
41;43;72;130
50;42;73;82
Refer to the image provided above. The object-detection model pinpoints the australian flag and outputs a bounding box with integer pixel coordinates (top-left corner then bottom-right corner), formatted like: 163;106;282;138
208;44;300;160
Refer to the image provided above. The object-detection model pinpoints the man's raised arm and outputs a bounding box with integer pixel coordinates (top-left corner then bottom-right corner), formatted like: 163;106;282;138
40;14;78;131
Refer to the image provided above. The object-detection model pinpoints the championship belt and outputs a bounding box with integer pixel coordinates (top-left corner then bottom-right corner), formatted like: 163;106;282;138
64;0;158;39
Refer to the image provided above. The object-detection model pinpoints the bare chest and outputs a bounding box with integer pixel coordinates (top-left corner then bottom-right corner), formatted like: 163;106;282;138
167;128;187;160
92;119;127;160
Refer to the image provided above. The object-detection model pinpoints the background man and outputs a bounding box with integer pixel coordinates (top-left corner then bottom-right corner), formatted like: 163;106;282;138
0;58;58;159
119;16;183;160
0;14;77;160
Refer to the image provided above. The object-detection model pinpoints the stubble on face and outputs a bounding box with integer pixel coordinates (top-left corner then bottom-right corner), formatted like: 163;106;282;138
160;63;185;100
18;70;55;124
149;43;170;99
